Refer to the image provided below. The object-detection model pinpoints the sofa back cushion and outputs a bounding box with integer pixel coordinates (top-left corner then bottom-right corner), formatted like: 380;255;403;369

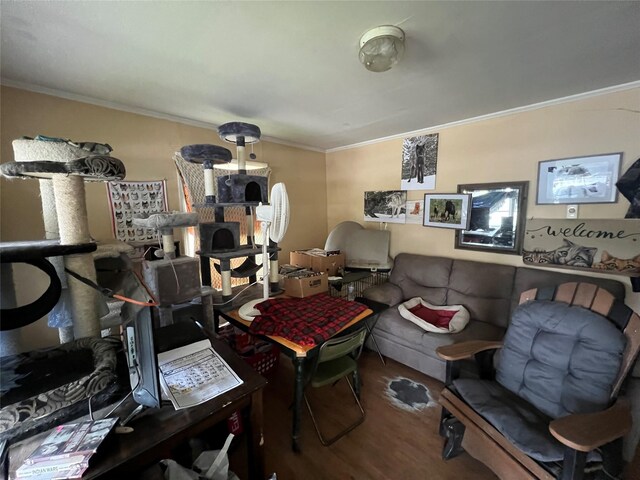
496;300;626;419
390;254;452;306
447;260;516;327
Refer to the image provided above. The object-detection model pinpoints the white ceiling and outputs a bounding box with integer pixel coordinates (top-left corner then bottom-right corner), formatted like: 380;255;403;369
1;1;639;151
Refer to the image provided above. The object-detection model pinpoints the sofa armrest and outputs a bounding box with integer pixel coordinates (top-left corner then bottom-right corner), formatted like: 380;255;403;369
436;340;503;361
362;282;403;306
549;401;632;452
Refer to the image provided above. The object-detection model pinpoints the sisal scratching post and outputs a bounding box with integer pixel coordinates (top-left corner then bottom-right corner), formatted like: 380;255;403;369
40;179;73;343
7;137;126;341
53;175;100;339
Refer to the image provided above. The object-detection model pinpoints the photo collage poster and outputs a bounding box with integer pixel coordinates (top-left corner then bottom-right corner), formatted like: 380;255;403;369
106;180;168;243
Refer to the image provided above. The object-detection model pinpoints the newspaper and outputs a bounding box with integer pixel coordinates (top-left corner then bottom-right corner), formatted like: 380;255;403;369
158;340;243;410
15;418;117;479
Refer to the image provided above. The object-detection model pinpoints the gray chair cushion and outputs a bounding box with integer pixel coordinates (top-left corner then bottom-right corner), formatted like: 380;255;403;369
453;379;601;463
497;301;626;419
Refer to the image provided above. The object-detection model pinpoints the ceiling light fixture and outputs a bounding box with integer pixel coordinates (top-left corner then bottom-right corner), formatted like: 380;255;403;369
359;25;405;73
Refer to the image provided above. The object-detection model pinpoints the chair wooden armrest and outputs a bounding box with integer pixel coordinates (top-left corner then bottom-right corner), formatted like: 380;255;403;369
436;340;503;361
549;401;632;452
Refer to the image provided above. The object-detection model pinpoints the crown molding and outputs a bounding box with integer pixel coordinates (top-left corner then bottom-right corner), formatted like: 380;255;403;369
0;78;324;153
3;78;638;155
326;80;640;153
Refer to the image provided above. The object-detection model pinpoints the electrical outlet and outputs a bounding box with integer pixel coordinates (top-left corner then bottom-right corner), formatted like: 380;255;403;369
566;204;578;219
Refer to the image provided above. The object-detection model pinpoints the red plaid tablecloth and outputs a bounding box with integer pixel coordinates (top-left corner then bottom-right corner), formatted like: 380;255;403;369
248;294;368;346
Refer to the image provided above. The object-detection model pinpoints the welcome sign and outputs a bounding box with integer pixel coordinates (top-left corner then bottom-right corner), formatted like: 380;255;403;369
523;219;640;277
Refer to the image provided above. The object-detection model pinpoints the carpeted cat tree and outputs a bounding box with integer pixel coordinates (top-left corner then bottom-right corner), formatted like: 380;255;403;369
1;136;126;347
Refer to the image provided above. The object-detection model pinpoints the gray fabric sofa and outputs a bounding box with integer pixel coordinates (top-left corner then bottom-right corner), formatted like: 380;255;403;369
362;253;626;382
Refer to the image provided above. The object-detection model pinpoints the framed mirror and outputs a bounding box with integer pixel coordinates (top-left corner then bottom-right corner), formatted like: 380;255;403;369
455;181;529;255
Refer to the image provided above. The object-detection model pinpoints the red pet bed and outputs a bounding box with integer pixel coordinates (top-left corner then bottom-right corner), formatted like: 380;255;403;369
398;297;470;333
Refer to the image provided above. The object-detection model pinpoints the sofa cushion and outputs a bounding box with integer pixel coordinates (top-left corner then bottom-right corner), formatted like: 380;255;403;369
390;254;452;305
361;282;404;307
497;300;626;419
421;320;505;359
374;307;428;348
447;260;516;328
374;307;505;356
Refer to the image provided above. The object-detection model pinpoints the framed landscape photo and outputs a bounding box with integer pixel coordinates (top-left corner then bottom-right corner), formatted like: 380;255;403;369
423;193;471;229
536;152;622;204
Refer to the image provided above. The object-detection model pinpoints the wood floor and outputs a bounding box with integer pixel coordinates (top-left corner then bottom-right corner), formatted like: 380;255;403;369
231;350;498;480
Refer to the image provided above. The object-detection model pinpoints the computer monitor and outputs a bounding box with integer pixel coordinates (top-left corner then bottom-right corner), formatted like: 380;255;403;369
114;260;206;409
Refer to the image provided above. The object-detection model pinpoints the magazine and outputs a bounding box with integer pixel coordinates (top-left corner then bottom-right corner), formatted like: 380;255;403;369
15;417;117;479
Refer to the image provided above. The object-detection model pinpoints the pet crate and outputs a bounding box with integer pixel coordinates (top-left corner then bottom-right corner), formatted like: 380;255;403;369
328;271;390;300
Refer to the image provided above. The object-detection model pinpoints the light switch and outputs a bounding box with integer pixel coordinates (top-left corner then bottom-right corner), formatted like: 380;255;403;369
566;204;578;219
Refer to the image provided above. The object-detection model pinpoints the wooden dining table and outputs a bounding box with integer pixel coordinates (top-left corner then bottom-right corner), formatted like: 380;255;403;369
214;289;383;452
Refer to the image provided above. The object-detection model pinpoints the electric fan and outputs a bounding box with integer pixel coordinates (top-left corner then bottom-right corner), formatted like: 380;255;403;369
239;182;290;320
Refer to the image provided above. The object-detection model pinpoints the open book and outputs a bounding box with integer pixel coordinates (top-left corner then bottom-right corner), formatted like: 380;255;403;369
16;417;117;479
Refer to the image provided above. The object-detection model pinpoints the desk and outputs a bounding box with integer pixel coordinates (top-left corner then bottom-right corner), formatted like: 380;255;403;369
215;292;377;452
8;337;267;480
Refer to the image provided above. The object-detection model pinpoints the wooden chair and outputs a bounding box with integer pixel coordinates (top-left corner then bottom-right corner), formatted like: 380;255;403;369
436;282;640;480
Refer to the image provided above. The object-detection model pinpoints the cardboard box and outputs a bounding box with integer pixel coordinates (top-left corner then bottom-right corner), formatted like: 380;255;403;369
283;272;328;298
290;249;345;276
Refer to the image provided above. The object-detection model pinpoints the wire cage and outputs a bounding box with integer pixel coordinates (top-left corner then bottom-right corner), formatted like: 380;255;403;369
328;271;390;300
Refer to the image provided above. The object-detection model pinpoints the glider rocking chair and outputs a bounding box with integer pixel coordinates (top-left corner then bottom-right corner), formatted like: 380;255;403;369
436;282;640;480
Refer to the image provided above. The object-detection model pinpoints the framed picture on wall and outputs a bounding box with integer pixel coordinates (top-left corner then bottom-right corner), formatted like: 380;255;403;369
423;193;471;229
536;152;622;204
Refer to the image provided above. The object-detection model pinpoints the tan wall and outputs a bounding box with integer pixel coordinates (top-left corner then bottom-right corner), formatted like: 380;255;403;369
0;86;327;349
327;88;640;312
327;88;640;459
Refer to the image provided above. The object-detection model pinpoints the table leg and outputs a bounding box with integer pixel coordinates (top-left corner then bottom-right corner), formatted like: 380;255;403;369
365;317;386;365
245;389;265;480
292;357;304;453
